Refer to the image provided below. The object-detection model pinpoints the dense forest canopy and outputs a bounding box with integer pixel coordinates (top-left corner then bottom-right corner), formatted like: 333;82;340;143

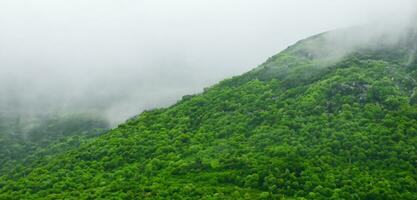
1;24;417;199
0;113;109;175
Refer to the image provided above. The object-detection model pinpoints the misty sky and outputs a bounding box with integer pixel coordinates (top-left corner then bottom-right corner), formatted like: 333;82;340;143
0;0;416;124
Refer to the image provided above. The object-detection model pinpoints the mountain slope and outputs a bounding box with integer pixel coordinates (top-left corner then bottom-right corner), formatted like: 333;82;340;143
1;26;417;199
0;113;109;175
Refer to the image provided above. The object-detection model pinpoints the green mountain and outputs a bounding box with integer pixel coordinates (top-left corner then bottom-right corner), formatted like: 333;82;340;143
1;26;417;199
0;113;109;174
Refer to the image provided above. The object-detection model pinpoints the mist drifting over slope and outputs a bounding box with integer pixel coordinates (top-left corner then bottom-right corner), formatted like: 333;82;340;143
0;0;416;125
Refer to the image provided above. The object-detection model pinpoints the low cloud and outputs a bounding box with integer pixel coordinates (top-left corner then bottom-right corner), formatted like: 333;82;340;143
0;0;415;125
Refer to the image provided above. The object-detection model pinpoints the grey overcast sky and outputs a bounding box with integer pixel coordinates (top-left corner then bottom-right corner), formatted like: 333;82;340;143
0;0;416;123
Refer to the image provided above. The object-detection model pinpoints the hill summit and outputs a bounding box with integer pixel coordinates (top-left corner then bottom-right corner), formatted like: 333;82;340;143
1;24;417;199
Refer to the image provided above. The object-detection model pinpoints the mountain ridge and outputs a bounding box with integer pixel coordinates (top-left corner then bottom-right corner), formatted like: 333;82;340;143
1;25;417;199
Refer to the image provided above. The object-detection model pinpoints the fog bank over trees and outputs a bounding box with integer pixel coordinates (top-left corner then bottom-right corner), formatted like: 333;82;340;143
0;0;415;124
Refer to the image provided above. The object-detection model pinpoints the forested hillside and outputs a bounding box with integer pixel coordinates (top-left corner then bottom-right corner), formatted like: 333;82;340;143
1;27;417;199
0;113;109;175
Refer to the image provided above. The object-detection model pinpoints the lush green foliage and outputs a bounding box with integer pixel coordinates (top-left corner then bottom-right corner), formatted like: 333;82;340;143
0;114;109;174
1;32;417;199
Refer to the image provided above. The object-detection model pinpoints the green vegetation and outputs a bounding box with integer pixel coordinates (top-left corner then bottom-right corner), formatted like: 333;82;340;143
1;30;417;199
0;113;109;174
